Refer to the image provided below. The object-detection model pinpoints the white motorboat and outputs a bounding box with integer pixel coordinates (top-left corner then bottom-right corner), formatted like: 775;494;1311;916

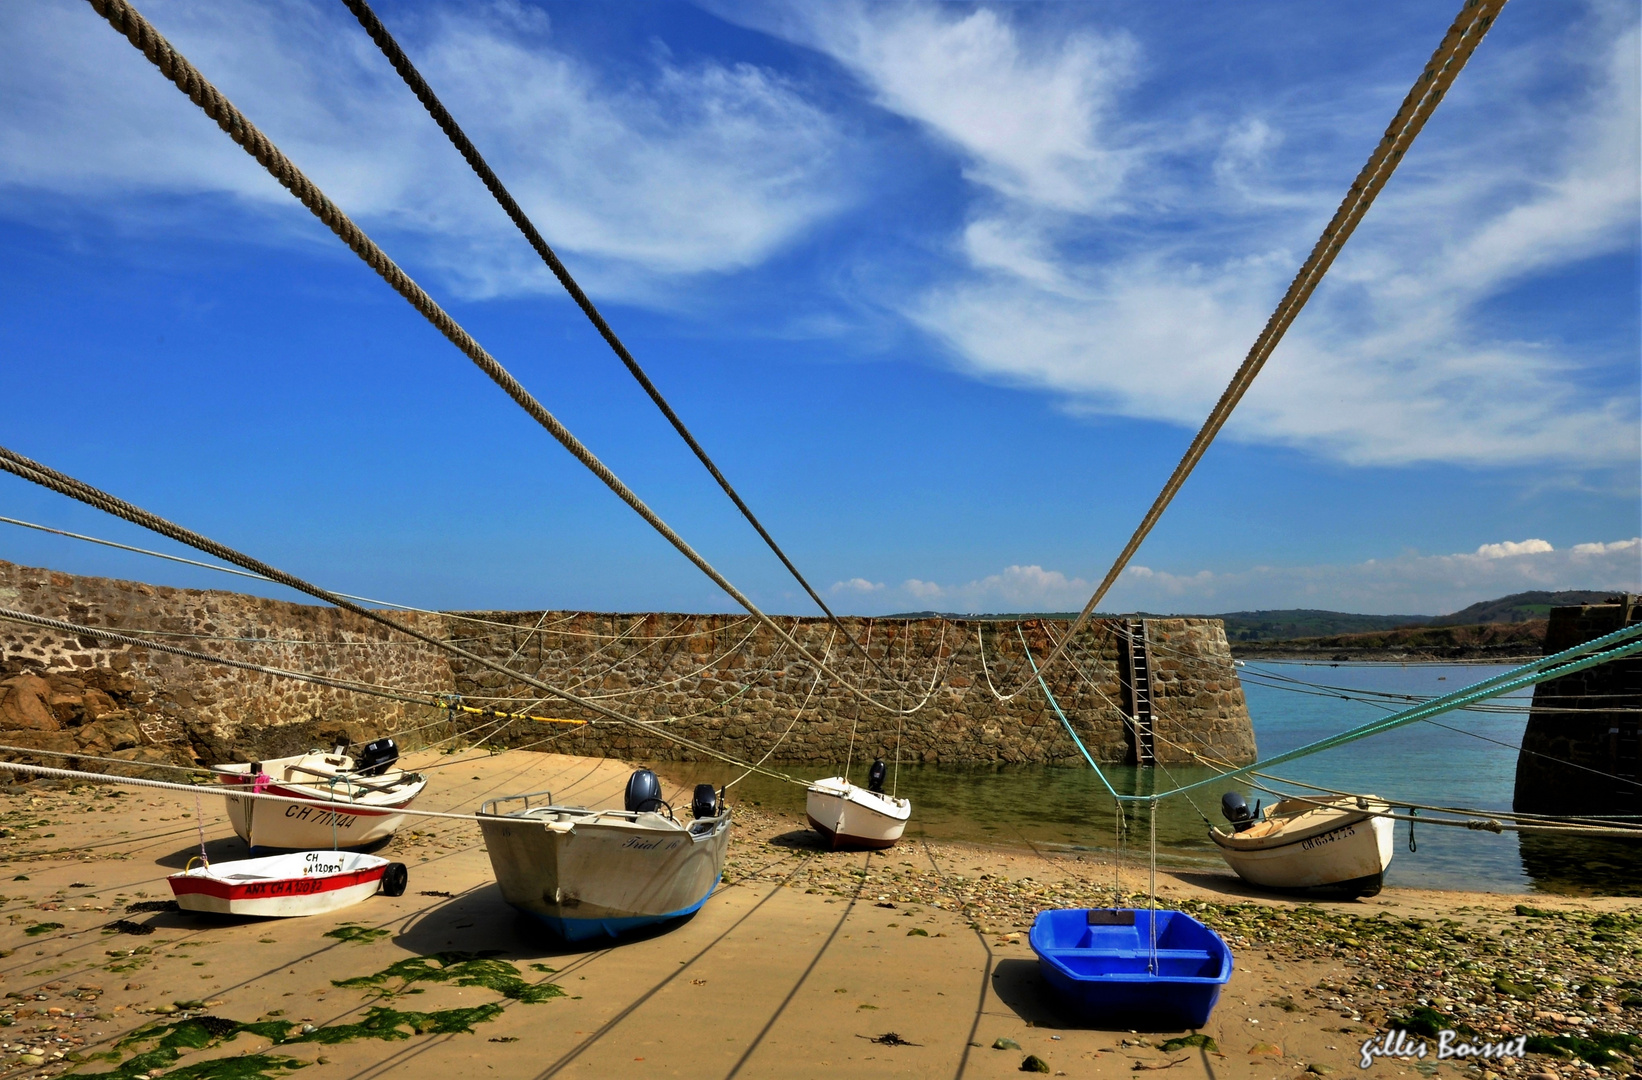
478;769;731;942
805;762;911;850
1209;791;1395;897
210;739;427;853
167;850;407;917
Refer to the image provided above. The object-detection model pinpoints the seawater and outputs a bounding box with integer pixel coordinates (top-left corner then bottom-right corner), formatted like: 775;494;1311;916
658;661;1642;895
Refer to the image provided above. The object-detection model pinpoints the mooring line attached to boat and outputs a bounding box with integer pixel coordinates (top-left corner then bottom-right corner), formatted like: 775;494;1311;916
1115;622;1642;805
0;760;492;823
68;0;948;720
0;448;822;787
336;0;901;699
727;629;837;789
985;0;1509;700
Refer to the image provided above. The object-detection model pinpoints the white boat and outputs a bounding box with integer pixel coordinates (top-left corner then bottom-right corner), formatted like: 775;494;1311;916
477;770;731;942
167;850;407;917
210;741;427;853
805;768;911;850
1209;792;1395;897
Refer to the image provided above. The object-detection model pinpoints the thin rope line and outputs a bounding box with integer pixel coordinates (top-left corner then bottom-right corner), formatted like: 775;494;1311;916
989;0;1508;699
336;0;893;689
0;449;812;785
77;0;932;717
727;629;837;789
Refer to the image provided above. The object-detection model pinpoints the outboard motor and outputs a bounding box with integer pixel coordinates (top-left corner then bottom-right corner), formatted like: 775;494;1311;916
866;759;888;794
356;738;399;777
625;769;664;814
1221;791;1256;833
692;783;721;819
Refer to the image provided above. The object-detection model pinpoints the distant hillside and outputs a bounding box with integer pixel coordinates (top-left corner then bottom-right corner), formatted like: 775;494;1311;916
1213;610;1432;642
1231;620;1547;661
888;589;1627;646
1427;590;1620;626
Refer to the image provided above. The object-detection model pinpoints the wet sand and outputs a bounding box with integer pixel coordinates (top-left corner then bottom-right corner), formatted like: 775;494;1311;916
2;749;1638;1080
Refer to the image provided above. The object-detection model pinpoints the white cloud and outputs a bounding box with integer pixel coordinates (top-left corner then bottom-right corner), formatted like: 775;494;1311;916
775;4;1139;213
872;538;1641;615
902;579;944;600
766;3;1641;468
830;577;883;594
1474;539;1554;559
0;0;851;297
1104;537;1642;614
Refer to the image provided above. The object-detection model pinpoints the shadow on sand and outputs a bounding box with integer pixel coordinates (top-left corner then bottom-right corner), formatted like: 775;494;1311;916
391;881;702;960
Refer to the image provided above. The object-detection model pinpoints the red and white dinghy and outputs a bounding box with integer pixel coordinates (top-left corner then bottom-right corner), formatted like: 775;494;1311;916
211;744;427;853
168;851;408;917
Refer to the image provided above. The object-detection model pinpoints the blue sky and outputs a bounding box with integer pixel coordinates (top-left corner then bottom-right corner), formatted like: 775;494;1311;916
0;0;1637;617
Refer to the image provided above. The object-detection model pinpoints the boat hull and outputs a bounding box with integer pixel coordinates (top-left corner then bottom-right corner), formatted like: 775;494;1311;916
1211;798;1395;897
1030;908;1232;1030
213;753;425;853
805;779;910;850
478;808;730;942
168;852;389;918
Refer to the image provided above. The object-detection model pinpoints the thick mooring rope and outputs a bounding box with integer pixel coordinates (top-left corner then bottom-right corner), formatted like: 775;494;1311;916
0;445;814;785
991;0;1508;699
78;0;935;717
336;0;890;687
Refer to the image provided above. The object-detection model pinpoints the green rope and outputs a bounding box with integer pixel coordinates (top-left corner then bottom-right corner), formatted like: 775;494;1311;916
1120;620;1642;804
1021;630;1121;800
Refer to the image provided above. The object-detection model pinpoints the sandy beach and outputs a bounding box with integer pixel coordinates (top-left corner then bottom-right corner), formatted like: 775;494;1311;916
2;749;1639;1080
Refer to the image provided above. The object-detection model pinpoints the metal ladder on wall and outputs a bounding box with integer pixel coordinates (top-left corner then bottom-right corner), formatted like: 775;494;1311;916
1123;618;1156;767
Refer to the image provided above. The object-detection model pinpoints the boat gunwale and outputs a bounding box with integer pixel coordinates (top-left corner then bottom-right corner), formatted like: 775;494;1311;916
1209;797;1390;851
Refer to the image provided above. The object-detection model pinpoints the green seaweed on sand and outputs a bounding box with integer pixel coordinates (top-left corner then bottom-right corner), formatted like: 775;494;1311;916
324;924;389;945
294;1004;504;1043
1491;976;1537;999
1160;1034;1218;1053
1525;1031;1642;1065
25;922;63;936
333;952;564;1003
1389;1007;1475;1040
64;1016;302;1080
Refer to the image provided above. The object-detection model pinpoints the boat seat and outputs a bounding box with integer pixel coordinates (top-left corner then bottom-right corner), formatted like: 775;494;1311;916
1049;948;1219;978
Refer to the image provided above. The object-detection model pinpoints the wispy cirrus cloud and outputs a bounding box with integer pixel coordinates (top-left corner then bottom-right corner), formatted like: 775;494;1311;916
860;537;1642;615
746;1;1640;468
0;0;852;299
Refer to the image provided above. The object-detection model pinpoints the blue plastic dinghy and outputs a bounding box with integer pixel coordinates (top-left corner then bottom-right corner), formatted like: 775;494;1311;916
1029;908;1232;1029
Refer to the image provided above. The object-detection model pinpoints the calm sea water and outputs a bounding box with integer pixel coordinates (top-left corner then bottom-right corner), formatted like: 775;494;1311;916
654;661;1642;895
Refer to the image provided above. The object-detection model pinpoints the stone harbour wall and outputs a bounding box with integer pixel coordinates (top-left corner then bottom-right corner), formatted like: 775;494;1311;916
0;561;453;768
0;560;1256;770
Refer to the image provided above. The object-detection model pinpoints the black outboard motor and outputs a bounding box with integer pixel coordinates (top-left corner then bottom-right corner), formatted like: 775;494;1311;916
866;759;888;794
692;783;721;819
625;769;664;814
356;738;399;777
1221;791;1257;833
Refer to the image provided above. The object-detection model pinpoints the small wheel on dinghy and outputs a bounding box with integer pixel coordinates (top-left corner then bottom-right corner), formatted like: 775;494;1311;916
380;862;409;897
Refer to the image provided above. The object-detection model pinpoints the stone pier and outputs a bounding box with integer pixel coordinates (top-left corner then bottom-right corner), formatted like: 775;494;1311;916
0;560;1256;769
1513;594;1642;817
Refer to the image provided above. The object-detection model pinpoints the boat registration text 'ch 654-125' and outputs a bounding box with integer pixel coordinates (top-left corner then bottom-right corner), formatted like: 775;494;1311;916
1301;824;1357;851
